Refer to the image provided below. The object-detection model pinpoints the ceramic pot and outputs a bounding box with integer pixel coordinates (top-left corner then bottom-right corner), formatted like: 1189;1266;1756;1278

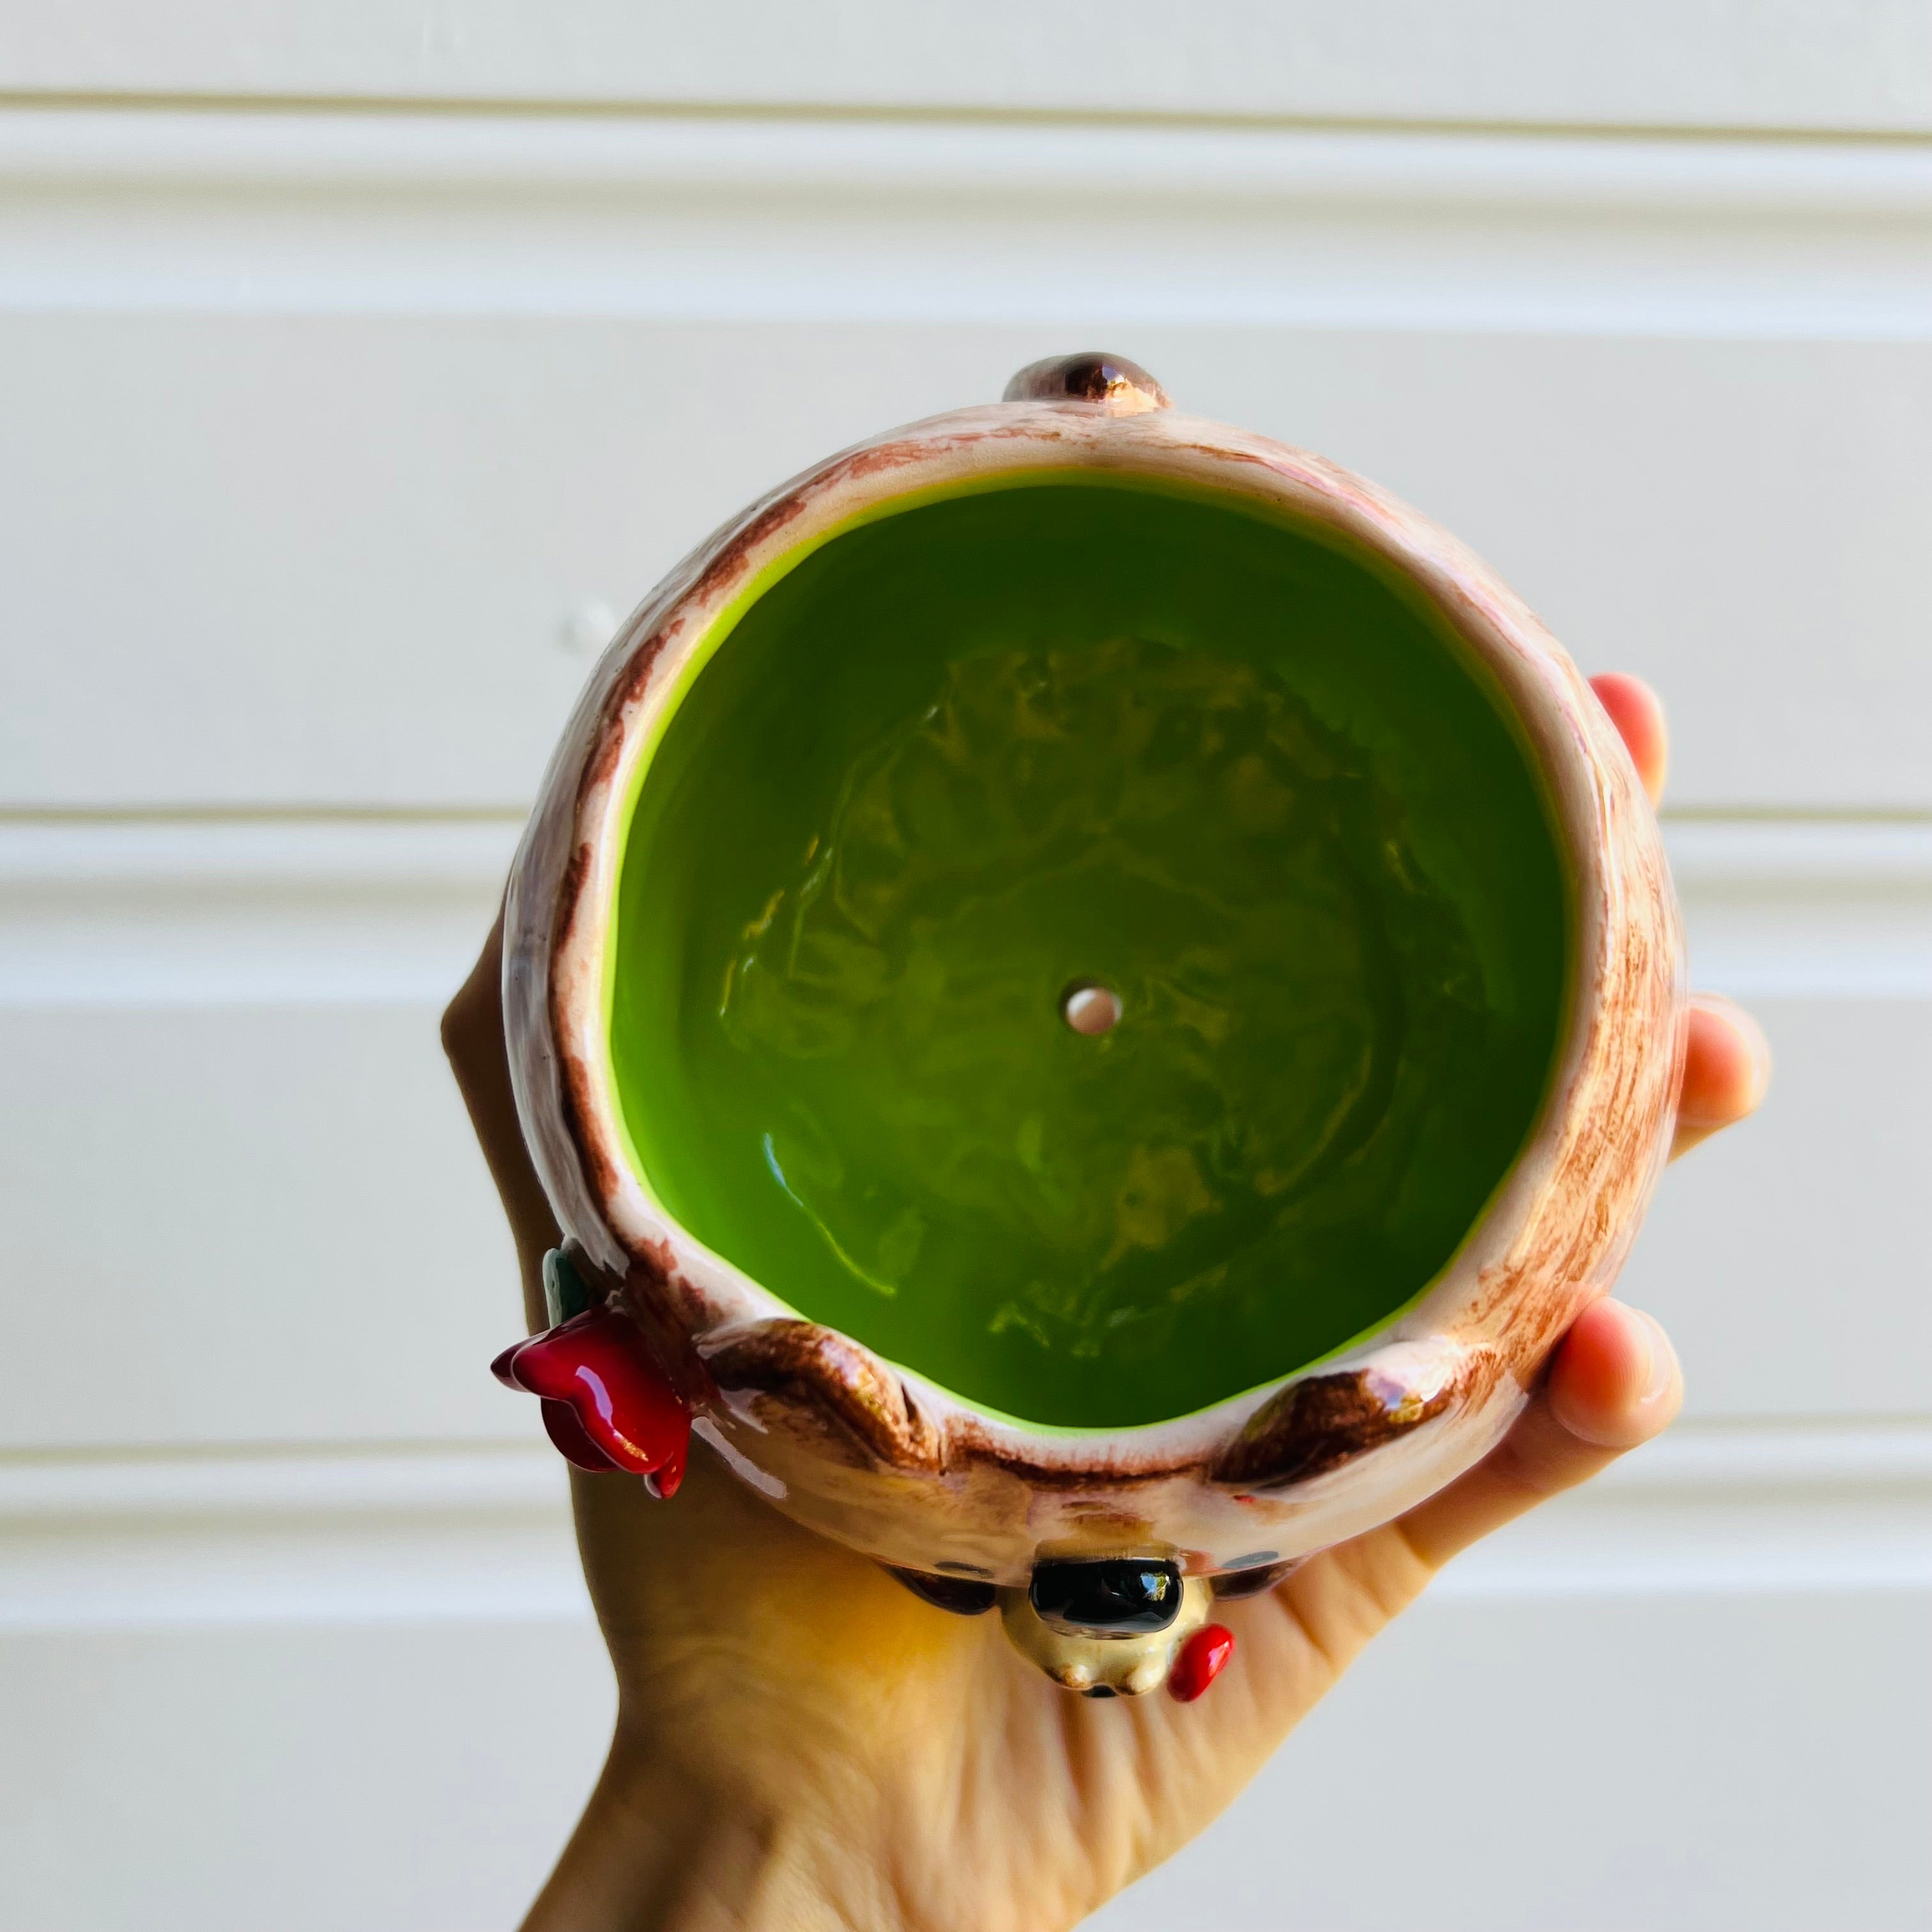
497;353;1685;1698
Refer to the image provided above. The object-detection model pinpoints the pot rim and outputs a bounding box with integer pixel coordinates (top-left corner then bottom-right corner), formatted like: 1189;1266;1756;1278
506;395;1664;1473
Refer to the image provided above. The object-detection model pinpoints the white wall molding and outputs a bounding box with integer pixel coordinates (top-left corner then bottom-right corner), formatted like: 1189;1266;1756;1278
6;121;1927;811
3;107;1931;337
0;1424;1922;1634
0;1441;569;1519
0;1443;587;1630
4;2;1930;135
10;106;1932;215
7;1421;1924;1521
2;814;1920;1008
1665;820;1932;999
4;43;1924;1924
1440;1421;1932;1601
0;817;519;1004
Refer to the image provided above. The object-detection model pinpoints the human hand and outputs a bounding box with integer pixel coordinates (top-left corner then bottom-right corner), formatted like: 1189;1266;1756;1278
442;674;1767;1932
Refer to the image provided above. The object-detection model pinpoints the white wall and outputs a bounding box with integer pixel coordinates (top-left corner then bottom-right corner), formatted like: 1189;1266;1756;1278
1;10;1928;1928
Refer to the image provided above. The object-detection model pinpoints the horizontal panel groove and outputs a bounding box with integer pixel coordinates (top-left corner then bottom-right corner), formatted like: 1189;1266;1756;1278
1588;1422;1932;1492
0;815;1919;1006
0;1442;569;1521
1437;1421;1932;1601
3;4;1929;137
17;91;1932;150
0;818;518;1005
1667;819;1932;883
2;1422;1924;1523
2;107;1930;339
0;1425;1922;1631
6;106;1932;214
1666;820;1932;999
0;816;521;889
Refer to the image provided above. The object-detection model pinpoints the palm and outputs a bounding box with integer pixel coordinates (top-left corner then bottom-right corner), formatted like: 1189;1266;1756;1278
443;675;1763;1932
570;1437;1426;1932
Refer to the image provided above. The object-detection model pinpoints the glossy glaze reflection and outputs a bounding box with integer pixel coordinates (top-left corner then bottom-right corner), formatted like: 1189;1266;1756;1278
609;480;1570;1429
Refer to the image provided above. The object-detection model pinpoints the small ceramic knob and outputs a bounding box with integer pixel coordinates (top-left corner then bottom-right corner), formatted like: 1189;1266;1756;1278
1003;351;1170;416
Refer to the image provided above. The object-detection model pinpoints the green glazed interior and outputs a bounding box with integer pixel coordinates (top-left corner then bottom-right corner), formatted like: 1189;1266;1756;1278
608;474;1570;1430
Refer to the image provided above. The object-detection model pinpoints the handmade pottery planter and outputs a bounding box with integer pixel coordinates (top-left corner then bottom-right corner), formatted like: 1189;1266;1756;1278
498;353;1686;1698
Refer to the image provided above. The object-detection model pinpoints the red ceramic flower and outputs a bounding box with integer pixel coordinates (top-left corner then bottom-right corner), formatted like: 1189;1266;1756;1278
492;1305;690;1487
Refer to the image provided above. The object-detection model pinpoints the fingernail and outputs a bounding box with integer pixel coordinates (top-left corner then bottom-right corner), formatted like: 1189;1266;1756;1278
1690;993;1774;1107
1637;1311;1678;1408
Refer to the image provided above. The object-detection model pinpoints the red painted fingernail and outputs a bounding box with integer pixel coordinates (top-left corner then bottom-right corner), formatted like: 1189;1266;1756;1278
493;1306;691;1484
1169;1624;1235;1703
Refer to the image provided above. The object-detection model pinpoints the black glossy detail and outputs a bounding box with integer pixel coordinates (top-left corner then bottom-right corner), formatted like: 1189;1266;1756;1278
1228;1549;1281;1568
1212;1558;1300;1600
937;1560;994;1578
887;1566;997;1616
541;1248;593;1328
1082;1685;1118;1699
1029;1559;1182;1636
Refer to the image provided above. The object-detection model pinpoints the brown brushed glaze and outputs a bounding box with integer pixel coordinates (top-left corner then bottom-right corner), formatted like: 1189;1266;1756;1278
1209;1355;1495;1491
705;1322;945;1474
502;356;1687;1589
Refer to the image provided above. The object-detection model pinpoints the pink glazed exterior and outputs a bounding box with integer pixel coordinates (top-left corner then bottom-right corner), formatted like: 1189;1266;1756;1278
502;365;1687;1588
